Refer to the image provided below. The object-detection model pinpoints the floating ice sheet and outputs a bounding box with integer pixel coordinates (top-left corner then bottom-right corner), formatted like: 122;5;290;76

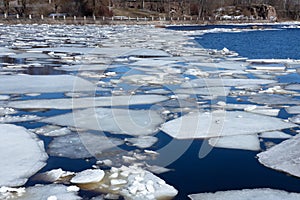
259;131;292;139
249;94;300;105
189;188;300;200
161;110;296;139
48;133;124;159
43;108;165;136
174;87;230;97
285;106;300;114
208;134;260;151
9;95;169;110
0;74;95;94
57;64;109;72
0;124;48;187
181;78;276;88
258;134;300;178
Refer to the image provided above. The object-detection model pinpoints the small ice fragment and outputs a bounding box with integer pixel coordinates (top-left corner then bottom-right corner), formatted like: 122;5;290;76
111;179;127;185
47;195;57;200
67;186;80;192
125;136;158;148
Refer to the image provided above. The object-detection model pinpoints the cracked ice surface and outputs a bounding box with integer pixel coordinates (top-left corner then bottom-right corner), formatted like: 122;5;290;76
43;108;164;136
189;188;300;200
0;124;48;187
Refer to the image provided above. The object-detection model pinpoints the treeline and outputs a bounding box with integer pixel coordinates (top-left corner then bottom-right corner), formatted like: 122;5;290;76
0;0;299;20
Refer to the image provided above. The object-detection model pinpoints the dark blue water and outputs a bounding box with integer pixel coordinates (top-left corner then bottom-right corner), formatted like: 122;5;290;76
196;28;300;59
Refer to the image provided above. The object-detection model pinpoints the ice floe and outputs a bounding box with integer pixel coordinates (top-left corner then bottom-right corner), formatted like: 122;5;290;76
43;108;164;136
258;134;300;178
0;114;41;123
9;95;168;110
12;184;81;200
285;106;300;114
181;78;276;88
208;134;261;151
0;75;94;94
0;124;48;187
0;107;17;116
259;131;292;139
32;125;72;137
189;188;300;200
80;165;178;200
47;133;124;159
0;95;10;101
71;169;105;184
125;136;158;149
249;94;300;105
161;110;296;139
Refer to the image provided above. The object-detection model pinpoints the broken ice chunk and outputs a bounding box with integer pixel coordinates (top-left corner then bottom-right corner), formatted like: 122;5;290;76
289;115;300;124
285;106;300;114
125;136;158;148
189;188;300;200
258;134;300;178
208;135;261;151
0;124;48;187
13;184;81;200
71;169;105;184
249;94;300;105
0;114;42;123
47;133;124;159
259;131;292;139
0;95;10;101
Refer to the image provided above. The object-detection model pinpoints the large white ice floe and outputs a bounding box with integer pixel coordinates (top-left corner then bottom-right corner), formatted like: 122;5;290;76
11;184;81;200
0;124;48;187
208;134;261;151
71;169;105;184
43;108;164;136
9;95;169;110
181;78;276;88
188;188;300;200
48;133;124;159
257;134;300;178
0;74;94;94
160;110;296;139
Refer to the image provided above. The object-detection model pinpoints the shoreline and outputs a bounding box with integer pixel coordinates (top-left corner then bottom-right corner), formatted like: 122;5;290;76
0;17;300;26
